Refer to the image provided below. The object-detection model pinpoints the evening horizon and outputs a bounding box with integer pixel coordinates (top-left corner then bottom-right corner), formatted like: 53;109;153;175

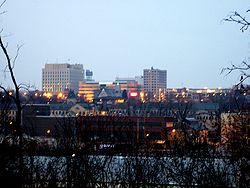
0;0;249;90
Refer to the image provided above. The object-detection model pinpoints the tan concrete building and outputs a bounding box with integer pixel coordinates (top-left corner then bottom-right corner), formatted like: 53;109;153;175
42;63;84;94
143;67;167;101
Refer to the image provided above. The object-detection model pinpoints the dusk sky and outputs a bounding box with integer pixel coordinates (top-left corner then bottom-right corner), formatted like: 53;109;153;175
0;0;249;89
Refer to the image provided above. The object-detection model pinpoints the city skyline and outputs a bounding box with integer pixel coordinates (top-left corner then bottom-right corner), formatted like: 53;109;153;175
0;0;249;90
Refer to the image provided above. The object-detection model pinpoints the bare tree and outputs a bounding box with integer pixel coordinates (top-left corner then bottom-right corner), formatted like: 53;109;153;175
0;1;26;186
0;37;23;144
220;7;250;188
222;8;250;87
221;60;250;88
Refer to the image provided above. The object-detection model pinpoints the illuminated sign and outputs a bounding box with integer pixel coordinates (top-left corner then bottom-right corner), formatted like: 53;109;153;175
130;92;138;97
116;99;125;103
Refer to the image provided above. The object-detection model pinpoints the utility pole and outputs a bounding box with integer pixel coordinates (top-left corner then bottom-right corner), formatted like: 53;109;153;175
137;118;139;144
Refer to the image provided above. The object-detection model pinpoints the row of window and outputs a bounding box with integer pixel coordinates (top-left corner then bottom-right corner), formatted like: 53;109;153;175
43;71;69;75
43;76;68;78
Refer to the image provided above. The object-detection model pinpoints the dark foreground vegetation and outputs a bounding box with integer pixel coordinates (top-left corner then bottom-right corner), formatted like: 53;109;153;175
0;115;249;188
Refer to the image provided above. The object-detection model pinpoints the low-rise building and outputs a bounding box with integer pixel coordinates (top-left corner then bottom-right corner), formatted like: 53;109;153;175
221;112;250;145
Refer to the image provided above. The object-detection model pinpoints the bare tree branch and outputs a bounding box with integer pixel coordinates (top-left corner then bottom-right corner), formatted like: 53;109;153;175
12;44;23;70
221;60;250;87
0;37;19;90
18;83;36;91
224;10;250;32
0;0;6;15
222;9;250;86
0;85;15;101
0;0;6;8
0;35;23;151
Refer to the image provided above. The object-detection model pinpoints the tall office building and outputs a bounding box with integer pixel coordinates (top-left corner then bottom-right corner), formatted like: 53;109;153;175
143;67;167;101
42;63;84;94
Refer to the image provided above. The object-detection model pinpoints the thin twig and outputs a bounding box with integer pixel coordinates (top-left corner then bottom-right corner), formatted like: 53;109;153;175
12;44;23;69
0;0;6;9
224;11;250;32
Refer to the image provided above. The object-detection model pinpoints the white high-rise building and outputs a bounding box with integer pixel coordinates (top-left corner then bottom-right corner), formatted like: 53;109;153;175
42;63;84;94
143;67;167;101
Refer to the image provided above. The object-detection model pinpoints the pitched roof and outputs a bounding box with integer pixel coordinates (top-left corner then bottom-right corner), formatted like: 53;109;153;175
67;90;76;99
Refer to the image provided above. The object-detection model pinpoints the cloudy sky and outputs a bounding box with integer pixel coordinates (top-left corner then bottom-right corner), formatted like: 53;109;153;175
0;0;249;89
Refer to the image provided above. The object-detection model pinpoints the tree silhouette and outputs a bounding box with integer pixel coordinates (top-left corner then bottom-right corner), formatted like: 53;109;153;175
222;8;250;87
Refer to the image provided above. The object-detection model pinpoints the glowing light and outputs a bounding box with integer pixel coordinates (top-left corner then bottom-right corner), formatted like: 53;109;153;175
156;140;165;144
140;92;145;102
207;89;215;93
130;92;138;97
46;129;51;134
116;99;125;103
166;122;173;128
172;129;176;133
57;92;64;99
43;92;52;99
